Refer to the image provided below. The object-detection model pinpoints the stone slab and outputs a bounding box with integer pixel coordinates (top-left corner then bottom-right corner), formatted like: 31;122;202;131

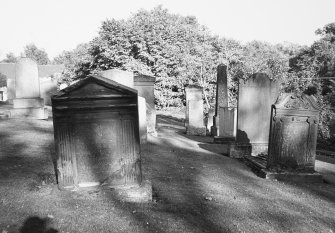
9;107;48;119
213;136;235;144
13;98;43;108
138;96;147;144
186;126;207;136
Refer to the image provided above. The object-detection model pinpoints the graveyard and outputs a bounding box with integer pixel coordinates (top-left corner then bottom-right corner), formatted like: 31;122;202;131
1;5;335;233
0;58;334;233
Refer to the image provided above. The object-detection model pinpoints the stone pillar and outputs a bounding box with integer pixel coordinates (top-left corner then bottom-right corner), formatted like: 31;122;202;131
211;64;228;136
185;85;206;136
10;58;47;119
229;73;279;158
138;96;147;144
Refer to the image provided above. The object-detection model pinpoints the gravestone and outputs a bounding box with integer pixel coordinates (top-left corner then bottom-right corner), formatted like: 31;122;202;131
267;93;320;171
211;64;228;136
52;75;151;201
230;73;279;158
211;64;237;142
185;85;206;136
100;69;157;142
134;74;157;136
10;58;47;119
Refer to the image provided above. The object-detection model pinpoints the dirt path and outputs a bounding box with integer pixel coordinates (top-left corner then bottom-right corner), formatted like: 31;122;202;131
0;118;335;233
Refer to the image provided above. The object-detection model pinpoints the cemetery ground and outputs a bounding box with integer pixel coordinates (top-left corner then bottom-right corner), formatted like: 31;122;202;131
0;115;335;233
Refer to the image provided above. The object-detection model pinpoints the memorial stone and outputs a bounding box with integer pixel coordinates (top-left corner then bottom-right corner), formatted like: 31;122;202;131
185;85;206;136
52;75;151;201
11;58;47;119
267;93;319;171
211;64;228;136
230;73;279;157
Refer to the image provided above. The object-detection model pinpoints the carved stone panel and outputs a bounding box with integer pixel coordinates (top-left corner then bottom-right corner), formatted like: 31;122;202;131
267;94;319;171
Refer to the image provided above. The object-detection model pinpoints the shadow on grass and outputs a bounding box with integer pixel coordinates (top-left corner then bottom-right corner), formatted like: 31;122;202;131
20;216;58;233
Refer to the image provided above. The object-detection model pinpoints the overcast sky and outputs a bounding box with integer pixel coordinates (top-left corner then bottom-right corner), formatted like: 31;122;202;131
0;0;334;60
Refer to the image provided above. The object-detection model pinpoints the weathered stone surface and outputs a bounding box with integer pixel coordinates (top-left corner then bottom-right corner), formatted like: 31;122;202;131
138;96;147;144
52;75;151;201
211;64;229;136
218;107;236;137
15;58;40;98
267;93;320;172
134;74;156;136
185;85;206;135
234;73;279;156
100;69;134;88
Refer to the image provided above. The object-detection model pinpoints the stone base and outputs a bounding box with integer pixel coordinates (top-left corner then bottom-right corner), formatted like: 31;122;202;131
244;156;323;183
228;142;268;158
210;126;218;136
13;98;43;108
213;136;235;144
9;107;48;119
228;143;252;158
186;126;207;136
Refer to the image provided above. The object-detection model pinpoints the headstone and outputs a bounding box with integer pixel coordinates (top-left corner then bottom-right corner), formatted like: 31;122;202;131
134;74;157;136
101;69;157;139
52;75;151;201
138;96;147;144
230;73;279;157
10;58;47;119
211;64;228;136
267;93;319;171
100;69;134;88
185;85;206;136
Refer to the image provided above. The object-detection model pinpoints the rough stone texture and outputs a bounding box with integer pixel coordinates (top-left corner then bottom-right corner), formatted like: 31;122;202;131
134;74;156;136
185;85;203;127
40;77;58;105
218;107;236;137
52;75;151;202
229;143;252;158
234;73;279;156
13;98;44;108
211;64;228;136
138;96;147;144
185;85;206;136
100;69;134;88
267;93;320;172
101;70;157;136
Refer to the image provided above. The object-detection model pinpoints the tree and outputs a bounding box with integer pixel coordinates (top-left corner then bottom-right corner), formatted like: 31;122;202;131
1;53;18;63
24;44;50;65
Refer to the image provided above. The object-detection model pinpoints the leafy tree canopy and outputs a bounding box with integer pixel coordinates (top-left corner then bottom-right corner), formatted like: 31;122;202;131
24;44;50;65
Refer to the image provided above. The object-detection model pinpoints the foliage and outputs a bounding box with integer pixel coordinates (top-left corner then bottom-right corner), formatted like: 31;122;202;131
24;44;50;65
1;52;18;63
285;23;335;140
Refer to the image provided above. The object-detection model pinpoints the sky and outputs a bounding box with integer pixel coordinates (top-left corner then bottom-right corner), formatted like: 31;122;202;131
0;0;334;60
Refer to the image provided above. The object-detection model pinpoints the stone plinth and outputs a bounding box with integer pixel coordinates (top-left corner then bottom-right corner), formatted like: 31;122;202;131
185;85;206;136
232;73;279;157
267;93;320;172
214;107;237;143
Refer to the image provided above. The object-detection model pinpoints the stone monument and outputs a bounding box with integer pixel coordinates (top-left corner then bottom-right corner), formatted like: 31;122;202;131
52;75;152;201
211;64;237;142
185;84;206;136
267;94;320;172
229;73;279;158
10;58;47;119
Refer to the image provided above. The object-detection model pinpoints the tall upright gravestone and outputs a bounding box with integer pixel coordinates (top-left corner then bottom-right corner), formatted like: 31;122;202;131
10;58;47;119
230;73;279;157
185;85;206;136
212;64;236;142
